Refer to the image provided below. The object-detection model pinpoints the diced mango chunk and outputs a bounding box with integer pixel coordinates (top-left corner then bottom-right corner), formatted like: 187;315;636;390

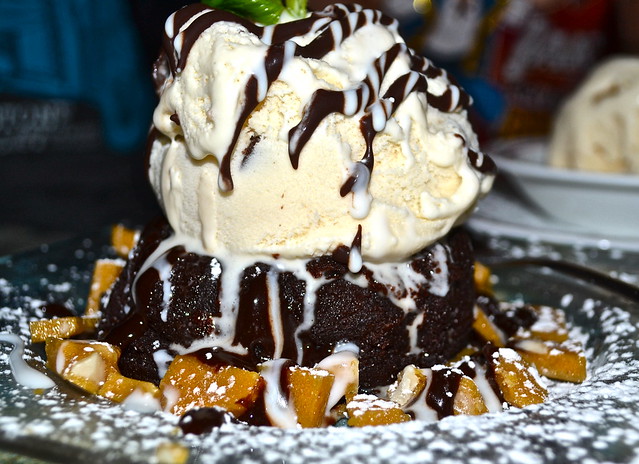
288;366;334;428
111;224;139;259
473;305;507;347
514;339;587;383
329;403;349;423
85;259;124;316
30;316;98;343
347;394;411;427
474;261;493;295
45;338;161;404
160;354;264;417
489;347;547;408
45;339;121;394
387;365;427;408
98;371;160;403
453;376;488;416
526;305;569;342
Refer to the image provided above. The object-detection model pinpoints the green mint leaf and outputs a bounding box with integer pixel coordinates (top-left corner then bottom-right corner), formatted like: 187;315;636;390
284;0;307;19
201;0;285;25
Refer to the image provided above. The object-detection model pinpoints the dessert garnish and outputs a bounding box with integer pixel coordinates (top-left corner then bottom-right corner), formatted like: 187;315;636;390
0;333;55;389
201;0;307;25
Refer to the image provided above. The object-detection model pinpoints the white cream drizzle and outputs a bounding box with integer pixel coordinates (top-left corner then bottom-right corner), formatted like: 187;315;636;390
291;272;327;365
316;343;359;414
361;260;429;312
122;389;161;413
406;312;426;355
161;384;180;413
347;244;363;274
0;333;55;389
155;254;173;323
169;8;212;70
513;339;549;354
260;359;299;429
153;349;174;379
266;269;285;359
469;362;504;413
129;231;451;371
428;243;450;297
55;341;67;374
403;368;438;422
347;161;373;219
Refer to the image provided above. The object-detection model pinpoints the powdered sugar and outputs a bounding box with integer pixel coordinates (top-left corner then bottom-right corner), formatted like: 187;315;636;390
0;238;638;463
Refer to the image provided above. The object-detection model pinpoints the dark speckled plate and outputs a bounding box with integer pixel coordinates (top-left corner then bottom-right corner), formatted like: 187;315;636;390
1;233;638;464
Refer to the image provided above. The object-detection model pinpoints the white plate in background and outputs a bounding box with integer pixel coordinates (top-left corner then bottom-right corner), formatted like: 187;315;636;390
469;138;639;247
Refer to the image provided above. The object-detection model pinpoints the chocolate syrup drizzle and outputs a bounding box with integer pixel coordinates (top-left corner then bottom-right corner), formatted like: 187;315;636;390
410;355;504;421
426;367;464;419
152;3;492;192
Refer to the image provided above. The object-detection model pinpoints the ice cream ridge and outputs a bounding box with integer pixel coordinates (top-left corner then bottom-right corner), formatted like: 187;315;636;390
31;1;587;430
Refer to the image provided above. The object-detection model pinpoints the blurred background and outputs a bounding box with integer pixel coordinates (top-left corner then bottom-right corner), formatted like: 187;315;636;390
1;0;637;255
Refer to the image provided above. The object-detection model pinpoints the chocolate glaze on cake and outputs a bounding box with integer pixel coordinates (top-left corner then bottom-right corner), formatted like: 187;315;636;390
97;217;475;388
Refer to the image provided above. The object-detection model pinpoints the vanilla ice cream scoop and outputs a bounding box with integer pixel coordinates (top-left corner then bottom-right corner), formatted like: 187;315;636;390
148;3;494;262
549;57;639;174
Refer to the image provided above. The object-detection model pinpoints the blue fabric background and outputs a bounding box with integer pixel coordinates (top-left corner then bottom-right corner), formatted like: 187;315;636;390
0;0;154;151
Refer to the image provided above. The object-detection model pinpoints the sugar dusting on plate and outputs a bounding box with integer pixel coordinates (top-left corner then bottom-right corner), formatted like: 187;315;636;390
0;242;638;464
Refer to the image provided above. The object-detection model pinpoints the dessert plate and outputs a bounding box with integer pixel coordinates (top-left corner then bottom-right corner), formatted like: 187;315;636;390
1;233;639;464
469;138;639;249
